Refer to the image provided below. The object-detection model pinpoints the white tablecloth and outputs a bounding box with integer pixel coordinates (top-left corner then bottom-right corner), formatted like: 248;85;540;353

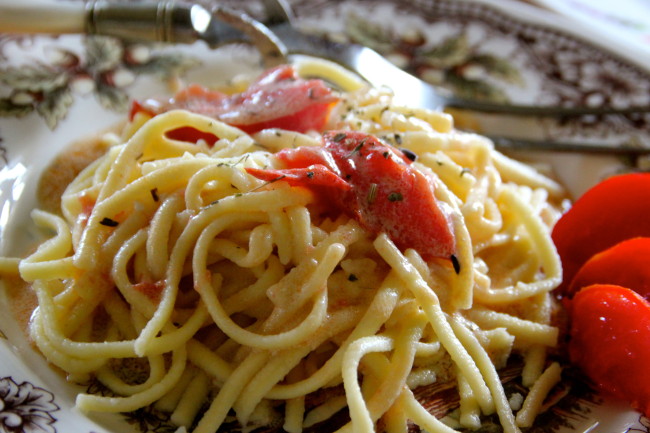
531;0;650;58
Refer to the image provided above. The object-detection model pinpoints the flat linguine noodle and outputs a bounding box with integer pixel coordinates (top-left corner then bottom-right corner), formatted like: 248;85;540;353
7;58;567;433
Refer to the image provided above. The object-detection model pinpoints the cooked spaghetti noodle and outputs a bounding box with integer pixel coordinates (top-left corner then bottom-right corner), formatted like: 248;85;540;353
9;58;566;433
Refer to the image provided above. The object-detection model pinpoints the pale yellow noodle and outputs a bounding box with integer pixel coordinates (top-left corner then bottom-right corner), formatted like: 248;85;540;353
5;58;568;433
515;362;562;427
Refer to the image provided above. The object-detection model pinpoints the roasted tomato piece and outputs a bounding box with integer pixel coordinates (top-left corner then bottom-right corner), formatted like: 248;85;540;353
568;237;650;300
131;65;338;136
245;165;351;193
247;131;456;261
551;173;650;296
568;284;650;417
165;126;219;146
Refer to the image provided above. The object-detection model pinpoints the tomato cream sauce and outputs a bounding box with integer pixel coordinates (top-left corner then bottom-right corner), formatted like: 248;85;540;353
7;126;119;335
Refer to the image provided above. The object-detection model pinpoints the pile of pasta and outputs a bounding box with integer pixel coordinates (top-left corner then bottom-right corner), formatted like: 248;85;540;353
14;60;567;433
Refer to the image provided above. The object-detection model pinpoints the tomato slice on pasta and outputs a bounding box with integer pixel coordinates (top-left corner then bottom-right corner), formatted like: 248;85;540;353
130;65;338;137
247;131;456;261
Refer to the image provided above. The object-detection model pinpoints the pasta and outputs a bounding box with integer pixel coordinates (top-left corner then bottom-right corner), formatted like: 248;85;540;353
6;57;568;433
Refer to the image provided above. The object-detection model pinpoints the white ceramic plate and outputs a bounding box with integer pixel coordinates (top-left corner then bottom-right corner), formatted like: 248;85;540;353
1;0;649;432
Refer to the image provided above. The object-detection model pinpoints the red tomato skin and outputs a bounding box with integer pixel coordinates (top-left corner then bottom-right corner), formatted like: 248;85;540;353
322;131;455;261
244;165;351;192
232;101;336;134
552;173;650;296
569;284;650;417
568;237;650;300
132;65;338;135
165;126;219;146
247;131;456;261
129;99;157;121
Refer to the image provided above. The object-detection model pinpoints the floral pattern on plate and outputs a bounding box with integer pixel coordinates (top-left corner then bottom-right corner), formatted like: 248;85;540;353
0;35;199;129
288;0;650;149
0;376;59;433
1;1;650;433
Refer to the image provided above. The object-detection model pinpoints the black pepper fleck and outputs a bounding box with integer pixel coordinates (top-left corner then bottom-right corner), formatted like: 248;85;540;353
451;255;461;274
400;148;417;162
99;217;119;227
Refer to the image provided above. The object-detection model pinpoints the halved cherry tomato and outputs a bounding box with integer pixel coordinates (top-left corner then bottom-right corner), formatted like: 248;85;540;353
551;173;650;296
568;237;650;300
129;99;157;121
130;65;338;138
165;126;220;146
246;131;456;261
245;164;351;194
568;284;650;417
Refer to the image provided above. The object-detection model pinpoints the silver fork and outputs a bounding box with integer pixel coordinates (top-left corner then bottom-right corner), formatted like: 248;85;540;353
2;0;649;155
259;0;650;156
260;0;650;116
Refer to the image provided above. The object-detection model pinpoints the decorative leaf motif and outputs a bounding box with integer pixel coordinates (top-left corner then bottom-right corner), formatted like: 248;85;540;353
85;36;124;73
0;65;68;91
469;53;523;85
419;34;471;69
95;82;129;112
0;34;204;128
0;97;34;118
446;74;509;103
345;12;395;53
36;87;73;129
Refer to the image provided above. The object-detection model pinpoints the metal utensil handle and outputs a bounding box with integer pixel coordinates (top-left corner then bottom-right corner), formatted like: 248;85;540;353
0;0;87;34
0;0;209;45
86;0;208;44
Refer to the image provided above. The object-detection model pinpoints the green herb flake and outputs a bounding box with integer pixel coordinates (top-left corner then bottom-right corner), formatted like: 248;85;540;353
306;171;315;179
367;183;378;204
387;192;403;202
346;142;365;158
332;132;347;142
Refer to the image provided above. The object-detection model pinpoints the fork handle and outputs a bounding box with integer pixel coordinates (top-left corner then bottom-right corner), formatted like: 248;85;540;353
0;0;86;34
0;0;207;45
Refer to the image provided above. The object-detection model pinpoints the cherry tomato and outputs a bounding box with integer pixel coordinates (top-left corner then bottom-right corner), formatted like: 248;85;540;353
568;284;650;417
568;237;650;300
165;126;220;146
551;173;650;296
